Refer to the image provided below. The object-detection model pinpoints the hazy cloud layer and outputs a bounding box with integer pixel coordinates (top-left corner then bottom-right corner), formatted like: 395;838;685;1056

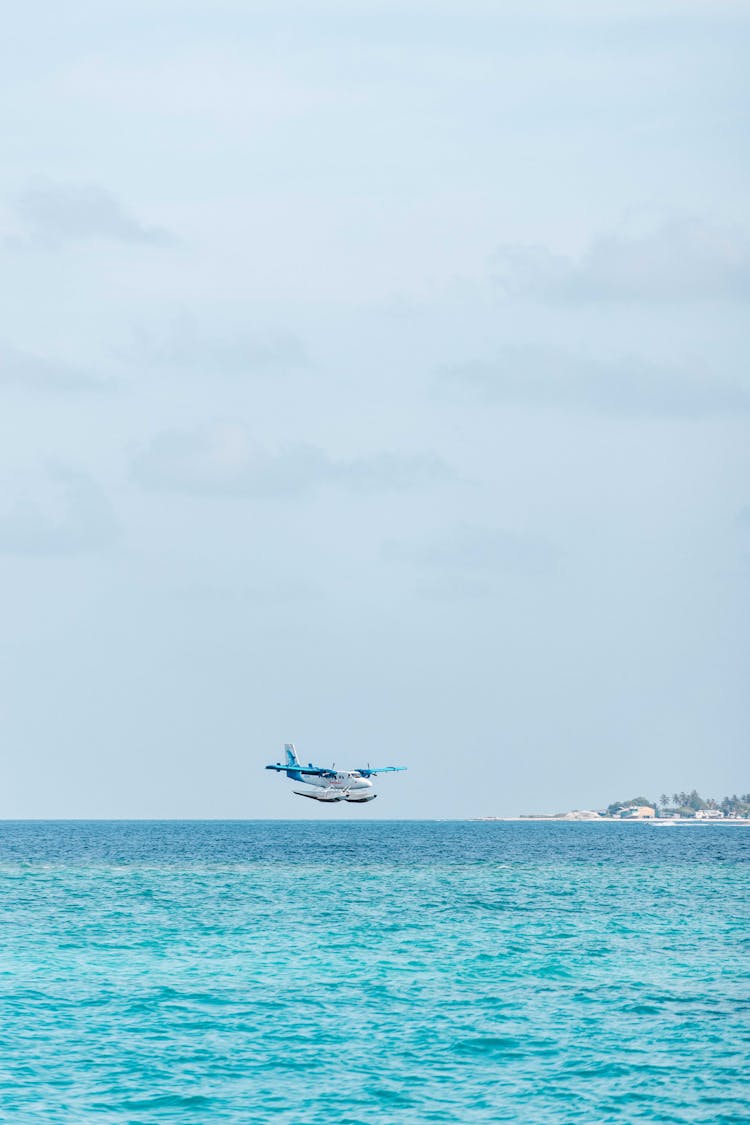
491;218;750;302
0;468;118;555
133;423;452;497
9;178;174;247
0;343;110;393
440;348;750;419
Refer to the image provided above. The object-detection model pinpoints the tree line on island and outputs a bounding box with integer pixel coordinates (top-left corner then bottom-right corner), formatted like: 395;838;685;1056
606;791;750;818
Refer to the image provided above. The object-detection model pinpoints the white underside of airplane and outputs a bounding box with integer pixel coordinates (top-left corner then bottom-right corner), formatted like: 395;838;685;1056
293;786;377;803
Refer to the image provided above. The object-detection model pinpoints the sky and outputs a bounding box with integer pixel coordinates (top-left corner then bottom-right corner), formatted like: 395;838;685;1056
1;0;748;818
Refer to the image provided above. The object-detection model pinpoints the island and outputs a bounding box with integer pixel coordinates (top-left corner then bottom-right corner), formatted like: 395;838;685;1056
476;790;750;822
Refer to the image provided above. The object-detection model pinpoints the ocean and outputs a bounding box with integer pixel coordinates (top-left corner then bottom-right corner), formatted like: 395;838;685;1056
0;821;747;1123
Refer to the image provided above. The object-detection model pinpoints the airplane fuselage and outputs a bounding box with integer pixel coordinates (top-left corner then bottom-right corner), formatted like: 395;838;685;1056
305;771;372;791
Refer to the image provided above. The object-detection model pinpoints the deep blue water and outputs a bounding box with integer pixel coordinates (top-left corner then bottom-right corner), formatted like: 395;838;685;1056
0;821;748;1123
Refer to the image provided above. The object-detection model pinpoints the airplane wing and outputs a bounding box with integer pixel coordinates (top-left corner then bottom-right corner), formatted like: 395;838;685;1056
356;766;407;777
265;763;332;776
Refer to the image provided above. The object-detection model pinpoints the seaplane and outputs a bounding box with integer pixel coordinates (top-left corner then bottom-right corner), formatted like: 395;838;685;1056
266;744;406;803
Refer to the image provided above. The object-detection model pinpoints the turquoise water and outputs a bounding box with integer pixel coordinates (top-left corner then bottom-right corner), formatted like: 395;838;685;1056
0;822;748;1123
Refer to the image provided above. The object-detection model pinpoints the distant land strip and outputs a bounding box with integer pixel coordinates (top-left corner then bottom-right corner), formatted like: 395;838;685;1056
478;790;750;822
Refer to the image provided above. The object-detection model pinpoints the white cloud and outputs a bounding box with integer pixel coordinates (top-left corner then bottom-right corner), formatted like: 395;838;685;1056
8;178;174;247
132;423;452;497
384;524;558;577
0;468;118;555
440;347;750;418
491;218;750;302
0;343;110;392
131;316;308;377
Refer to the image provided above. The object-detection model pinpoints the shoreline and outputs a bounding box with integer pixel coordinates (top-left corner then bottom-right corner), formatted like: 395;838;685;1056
472;816;750;824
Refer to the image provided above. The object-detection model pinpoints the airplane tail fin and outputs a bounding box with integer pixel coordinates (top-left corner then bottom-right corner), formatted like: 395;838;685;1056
285;743;300;768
